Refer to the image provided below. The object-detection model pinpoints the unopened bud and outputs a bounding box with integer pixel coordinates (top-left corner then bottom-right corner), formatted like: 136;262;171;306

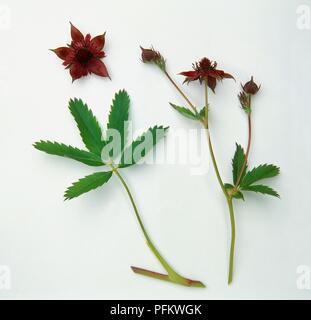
242;76;260;95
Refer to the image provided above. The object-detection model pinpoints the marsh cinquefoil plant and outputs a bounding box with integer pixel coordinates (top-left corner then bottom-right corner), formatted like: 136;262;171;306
34;90;205;288
140;47;280;284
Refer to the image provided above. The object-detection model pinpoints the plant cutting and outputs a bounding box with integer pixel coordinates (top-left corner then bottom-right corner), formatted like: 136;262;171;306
34;90;205;288
140;47;280;284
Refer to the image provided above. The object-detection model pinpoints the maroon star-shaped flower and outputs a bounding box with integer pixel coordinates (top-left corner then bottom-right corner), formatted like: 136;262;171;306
51;23;110;82
179;57;234;92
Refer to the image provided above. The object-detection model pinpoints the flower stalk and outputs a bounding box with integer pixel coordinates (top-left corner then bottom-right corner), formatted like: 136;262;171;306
204;78;209;128
162;70;237;283
202;78;236;284
235;111;252;189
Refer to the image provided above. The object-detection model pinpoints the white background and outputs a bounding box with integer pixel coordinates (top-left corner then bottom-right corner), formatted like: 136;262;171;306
0;0;310;299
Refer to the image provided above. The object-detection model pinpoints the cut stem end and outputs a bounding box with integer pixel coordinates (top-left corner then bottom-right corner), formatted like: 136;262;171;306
131;266;205;288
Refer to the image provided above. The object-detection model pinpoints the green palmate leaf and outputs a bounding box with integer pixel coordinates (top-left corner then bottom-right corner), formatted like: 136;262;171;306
232;143;247;185
119;126;168;168
69;98;104;155
34;140;104;166
64;171;113;200
240;164;280;188
107;90;130;154
170;103;198;120
241;184;280;198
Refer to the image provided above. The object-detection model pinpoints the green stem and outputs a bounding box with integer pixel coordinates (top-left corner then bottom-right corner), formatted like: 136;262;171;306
202;79;237;284
205;131;229;198
162;73;235;284
227;197;235;284
204;123;236;284
203;79;228;199
111;165;205;288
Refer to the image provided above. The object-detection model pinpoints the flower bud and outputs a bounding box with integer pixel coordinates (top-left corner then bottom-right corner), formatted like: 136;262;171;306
140;46;166;71
242;76;260;95
140;47;160;63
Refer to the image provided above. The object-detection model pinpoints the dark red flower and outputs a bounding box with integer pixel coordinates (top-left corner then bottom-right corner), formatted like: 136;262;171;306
242;76;260;95
51;23;110;82
179;57;234;92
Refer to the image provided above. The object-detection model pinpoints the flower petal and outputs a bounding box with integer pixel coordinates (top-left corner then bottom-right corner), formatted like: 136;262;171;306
223;72;235;80
207;69;224;80
90;34;106;52
87;59;109;78
70;63;88;82
208;69;235;80
207;76;217;93
95;51;106;59
51;47;73;60
179;71;199;78
85;33;91;44
179;71;200;83
70;22;84;42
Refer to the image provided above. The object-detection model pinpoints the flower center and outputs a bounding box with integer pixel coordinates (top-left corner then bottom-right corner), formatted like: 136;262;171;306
199;58;212;71
76;48;93;65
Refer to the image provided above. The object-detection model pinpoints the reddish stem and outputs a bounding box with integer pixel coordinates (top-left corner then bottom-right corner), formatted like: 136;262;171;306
131;266;205;288
235;113;252;188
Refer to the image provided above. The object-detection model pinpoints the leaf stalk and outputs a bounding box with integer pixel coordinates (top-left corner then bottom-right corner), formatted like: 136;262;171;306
110;164;205;288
